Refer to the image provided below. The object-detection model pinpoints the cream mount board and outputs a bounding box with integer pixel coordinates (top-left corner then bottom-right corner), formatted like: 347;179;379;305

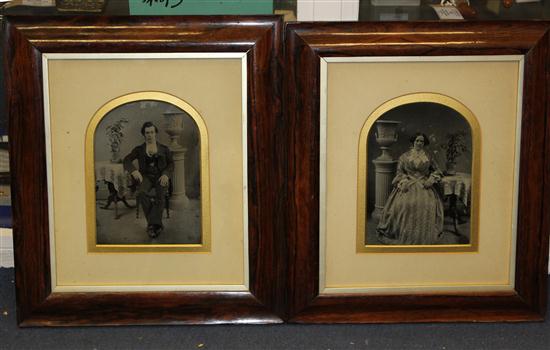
319;55;524;294
43;53;249;293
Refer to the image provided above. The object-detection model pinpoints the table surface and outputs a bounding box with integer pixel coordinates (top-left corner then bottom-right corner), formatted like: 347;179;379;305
95;160;132;195
441;172;471;208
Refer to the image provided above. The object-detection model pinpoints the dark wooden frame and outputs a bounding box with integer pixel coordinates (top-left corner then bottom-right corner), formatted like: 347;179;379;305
4;15;285;326
285;21;550;323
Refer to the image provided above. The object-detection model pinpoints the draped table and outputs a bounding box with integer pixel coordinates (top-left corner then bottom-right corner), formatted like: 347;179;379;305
95;161;135;219
440;172;471;234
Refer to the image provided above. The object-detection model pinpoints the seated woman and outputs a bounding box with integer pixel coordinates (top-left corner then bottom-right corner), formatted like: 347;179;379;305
376;132;444;245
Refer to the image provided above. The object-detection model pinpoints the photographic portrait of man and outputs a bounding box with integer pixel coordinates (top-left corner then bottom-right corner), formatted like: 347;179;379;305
123;121;174;238
92;99;204;247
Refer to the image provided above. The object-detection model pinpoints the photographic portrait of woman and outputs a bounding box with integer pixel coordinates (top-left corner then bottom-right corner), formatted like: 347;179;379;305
360;98;479;251
376;133;444;245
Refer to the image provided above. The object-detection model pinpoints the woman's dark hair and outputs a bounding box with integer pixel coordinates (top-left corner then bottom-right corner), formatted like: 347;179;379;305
409;132;430;146
141;121;159;135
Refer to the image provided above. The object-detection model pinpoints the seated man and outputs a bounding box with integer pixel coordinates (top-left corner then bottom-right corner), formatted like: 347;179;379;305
123;121;174;238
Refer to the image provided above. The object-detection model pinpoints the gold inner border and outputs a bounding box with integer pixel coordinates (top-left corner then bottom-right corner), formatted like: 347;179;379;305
85;91;212;253
356;93;481;253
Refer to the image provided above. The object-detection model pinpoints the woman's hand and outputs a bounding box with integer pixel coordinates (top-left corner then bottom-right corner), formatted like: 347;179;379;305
397;180;410;192
423;177;436;188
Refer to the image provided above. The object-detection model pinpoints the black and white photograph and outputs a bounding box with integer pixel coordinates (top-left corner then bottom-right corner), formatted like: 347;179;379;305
92;98;204;246
365;101;476;247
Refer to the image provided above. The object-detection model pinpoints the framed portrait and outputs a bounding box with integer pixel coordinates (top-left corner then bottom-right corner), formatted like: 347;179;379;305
285;21;550;322
5;16;284;326
356;91;481;253
85;92;211;252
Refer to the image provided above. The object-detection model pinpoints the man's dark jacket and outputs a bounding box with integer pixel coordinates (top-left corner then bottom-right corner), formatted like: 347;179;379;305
123;142;174;177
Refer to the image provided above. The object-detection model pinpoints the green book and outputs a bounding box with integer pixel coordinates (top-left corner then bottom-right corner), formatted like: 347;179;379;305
130;0;273;15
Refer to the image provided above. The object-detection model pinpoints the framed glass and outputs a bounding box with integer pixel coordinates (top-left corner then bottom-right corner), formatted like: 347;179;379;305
83;91;211;252
5;16;284;326
285;21;550;323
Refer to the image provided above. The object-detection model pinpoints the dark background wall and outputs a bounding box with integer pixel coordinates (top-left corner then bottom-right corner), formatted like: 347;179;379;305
366;102;473;214
94;100;201;199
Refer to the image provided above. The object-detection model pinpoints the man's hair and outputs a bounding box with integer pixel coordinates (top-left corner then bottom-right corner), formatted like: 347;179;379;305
141;121;158;136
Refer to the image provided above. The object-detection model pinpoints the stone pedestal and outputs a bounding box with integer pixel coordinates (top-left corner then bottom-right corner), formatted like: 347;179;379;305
371;159;398;221
164;108;190;209
371;120;400;221
170;146;190;209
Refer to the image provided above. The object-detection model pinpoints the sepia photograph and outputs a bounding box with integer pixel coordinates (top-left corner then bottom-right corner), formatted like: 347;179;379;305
89;96;208;249
363;99;478;248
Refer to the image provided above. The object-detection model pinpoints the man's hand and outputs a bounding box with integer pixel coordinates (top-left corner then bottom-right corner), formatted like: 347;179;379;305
131;170;143;183
159;174;169;187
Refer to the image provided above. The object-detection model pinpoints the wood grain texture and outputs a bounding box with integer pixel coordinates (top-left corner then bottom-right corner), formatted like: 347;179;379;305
544;28;550;317
284;27;320;318
285;21;550;323
4;15;284;326
515;28;549;317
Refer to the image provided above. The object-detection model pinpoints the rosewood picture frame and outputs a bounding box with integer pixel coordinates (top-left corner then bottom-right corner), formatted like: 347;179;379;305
4;16;285;326
285;21;550;323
